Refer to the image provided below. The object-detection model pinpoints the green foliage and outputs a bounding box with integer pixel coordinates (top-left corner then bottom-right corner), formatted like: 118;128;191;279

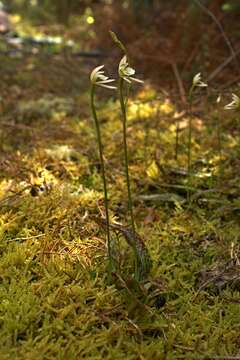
1;29;240;359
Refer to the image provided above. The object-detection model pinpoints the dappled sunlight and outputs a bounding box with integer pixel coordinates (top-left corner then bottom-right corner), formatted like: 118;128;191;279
146;161;160;180
128;96;174;122
158;99;174;115
0;1;240;357
0;179;14;198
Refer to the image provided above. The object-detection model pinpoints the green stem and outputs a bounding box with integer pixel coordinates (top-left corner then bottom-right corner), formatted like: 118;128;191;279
187;88;194;202
90;85;111;260
175;118;180;161
119;78;135;234
119;78;141;279
216;112;224;178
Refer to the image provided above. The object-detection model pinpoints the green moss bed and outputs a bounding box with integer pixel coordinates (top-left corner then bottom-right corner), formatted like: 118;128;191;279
0;55;240;359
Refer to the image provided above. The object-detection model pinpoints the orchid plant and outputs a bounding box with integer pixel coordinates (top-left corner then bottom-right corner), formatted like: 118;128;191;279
118;55;144;85
90;65;116;265
215;94;224;177
90;49;146;280
118;55;144;234
187;72;207;201
117;54;144;279
224;93;240;110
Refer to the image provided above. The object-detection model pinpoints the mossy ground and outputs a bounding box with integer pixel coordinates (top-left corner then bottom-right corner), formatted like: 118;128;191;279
0;53;240;360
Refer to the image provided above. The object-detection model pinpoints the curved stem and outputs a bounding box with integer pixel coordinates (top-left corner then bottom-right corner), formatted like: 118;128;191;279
90;85;111;260
119;78;135;234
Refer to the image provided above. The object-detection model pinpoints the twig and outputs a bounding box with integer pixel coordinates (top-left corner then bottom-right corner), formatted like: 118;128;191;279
7;234;45;243
207;47;240;82
0;186;30;207
171;62;187;104
221;73;240;89
193;0;239;75
0;120;36;131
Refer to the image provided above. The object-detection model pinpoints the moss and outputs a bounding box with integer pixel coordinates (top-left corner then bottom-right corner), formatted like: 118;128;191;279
0;55;240;359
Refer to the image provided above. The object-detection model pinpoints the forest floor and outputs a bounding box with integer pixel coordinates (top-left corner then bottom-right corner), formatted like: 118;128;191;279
0;50;240;360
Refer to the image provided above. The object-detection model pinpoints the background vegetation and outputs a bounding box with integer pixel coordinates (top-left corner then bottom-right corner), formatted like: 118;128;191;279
0;1;240;359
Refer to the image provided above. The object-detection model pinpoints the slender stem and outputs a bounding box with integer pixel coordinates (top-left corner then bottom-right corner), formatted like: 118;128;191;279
216;112;224;178
175;118;180;161
90;85;111;260
119;78;135;234
217;121;222;160
187;88;194;202
119;78;140;279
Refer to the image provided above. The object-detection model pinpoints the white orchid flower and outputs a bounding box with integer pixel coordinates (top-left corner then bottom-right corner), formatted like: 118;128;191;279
224;93;240;110
90;65;116;89
118;55;144;84
216;94;221;104
192;73;208;88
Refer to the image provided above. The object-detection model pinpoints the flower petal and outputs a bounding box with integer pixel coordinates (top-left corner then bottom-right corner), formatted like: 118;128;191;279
123;76;132;84
198;81;208;87
193;73;201;86
97;78;115;84
232;93;240;102
90;65;104;83
98;74;109;81
98;84;117;90
119;55;128;69
224;93;240;110
118;55;144;85
129;76;144;84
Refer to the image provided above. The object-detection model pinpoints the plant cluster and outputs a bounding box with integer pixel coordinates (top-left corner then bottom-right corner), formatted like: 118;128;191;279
90;33;146;281
90;33;240;283
0;37;240;359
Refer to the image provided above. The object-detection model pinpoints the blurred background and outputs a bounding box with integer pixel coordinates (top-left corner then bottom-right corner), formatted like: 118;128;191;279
0;0;239;91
